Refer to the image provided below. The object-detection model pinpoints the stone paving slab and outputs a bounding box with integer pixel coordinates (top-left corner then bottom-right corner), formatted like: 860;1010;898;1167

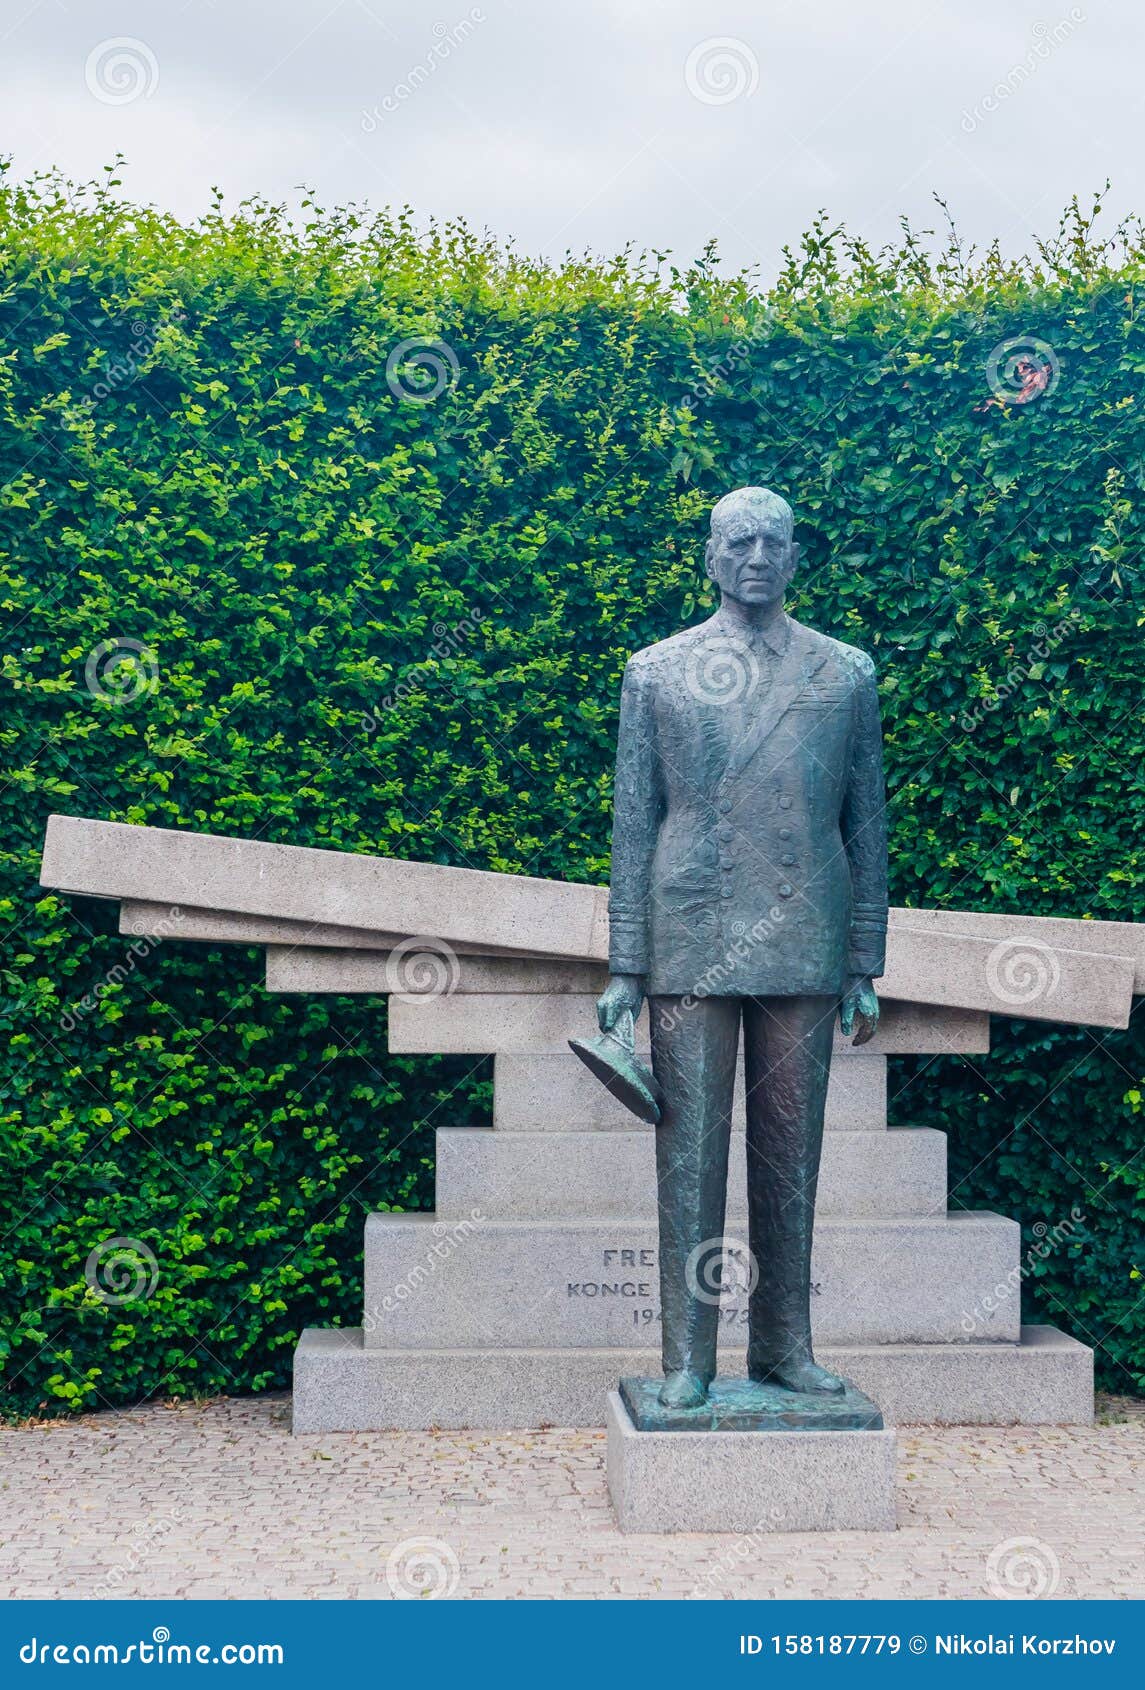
0;1395;1141;1600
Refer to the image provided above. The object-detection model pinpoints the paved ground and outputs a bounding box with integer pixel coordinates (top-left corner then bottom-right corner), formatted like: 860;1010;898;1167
1;1394;1142;1600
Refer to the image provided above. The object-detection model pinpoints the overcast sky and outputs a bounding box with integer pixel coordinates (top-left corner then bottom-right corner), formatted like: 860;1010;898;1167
3;0;1141;278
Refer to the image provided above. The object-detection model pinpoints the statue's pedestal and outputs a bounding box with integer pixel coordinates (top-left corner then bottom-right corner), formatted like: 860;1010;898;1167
291;1037;1094;1434
606;1385;897;1534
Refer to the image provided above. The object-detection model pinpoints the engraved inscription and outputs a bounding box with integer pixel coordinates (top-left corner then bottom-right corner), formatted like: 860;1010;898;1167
563;1244;822;1330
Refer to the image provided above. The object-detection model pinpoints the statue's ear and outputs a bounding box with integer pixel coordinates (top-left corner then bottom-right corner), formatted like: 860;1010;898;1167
704;538;716;579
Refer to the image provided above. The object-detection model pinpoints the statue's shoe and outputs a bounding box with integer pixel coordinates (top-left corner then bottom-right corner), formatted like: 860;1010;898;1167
658;1369;708;1409
751;1357;846;1395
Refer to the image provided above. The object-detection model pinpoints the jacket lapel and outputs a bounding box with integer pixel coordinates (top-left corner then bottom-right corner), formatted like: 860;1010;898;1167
722;623;829;783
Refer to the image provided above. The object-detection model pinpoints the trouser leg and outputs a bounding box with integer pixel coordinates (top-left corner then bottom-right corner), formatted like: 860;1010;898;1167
649;994;740;1386
742;994;837;1376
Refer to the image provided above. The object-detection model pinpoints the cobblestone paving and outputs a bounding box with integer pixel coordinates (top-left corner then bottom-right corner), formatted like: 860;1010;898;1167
1;1395;1142;1600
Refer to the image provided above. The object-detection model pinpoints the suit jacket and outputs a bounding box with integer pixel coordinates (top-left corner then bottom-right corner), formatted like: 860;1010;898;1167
607;611;887;998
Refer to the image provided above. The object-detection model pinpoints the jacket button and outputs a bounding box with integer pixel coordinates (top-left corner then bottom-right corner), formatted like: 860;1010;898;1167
720;856;733;870
718;826;733;841
778;796;793;810
779;826;791;839
780;853;795;865
719;798;732;813
778;883;793;897
720;886;734;899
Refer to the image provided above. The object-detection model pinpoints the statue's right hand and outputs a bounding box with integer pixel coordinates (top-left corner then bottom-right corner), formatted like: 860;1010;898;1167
596;973;645;1034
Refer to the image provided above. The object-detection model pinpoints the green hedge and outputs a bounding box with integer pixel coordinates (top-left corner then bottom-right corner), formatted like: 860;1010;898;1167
2;167;1143;1414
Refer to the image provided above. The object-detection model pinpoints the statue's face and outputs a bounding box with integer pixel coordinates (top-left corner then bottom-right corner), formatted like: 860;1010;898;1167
706;506;797;607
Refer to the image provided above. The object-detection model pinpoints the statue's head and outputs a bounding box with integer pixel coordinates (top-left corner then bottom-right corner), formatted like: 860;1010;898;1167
705;486;799;609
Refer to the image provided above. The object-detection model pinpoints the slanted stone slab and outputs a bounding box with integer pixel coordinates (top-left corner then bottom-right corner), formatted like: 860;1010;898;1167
265;946;603;994
387;992;990;1055
40;814;609;959
269;927;1134;1027
491;1049;890;1131
892;906;1145;993
881;925;1132;1028
435;1127;947;1220
361;1211;1021;1348
291;1324;1092;1431
605;1390;896;1532
122;902;522;957
47;817;1142;1015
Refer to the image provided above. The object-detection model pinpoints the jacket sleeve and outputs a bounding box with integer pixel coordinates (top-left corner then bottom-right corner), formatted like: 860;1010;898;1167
607;657;664;978
840;655;888;979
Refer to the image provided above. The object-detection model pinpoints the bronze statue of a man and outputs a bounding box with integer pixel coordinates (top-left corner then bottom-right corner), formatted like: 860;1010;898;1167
597;486;888;1410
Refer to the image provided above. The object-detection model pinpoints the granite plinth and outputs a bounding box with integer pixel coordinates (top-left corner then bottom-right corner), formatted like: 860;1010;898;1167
619;1373;884;1432
605;1392;897;1533
361;1210;1023;1347
290;1324;1094;1432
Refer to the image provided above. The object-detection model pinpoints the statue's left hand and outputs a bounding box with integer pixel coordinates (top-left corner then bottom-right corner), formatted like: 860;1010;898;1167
839;976;879;1046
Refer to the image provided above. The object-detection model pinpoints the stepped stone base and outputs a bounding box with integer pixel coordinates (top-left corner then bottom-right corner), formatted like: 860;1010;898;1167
436;1127;948;1219
291;1324;1092;1432
606;1391;897;1532
492;1049;889;1132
